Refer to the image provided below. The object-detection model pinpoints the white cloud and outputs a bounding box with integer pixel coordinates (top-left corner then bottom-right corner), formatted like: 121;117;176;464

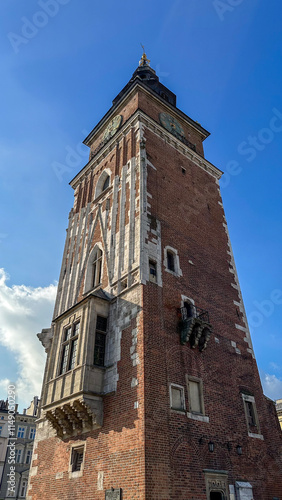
260;371;282;401
0;269;56;410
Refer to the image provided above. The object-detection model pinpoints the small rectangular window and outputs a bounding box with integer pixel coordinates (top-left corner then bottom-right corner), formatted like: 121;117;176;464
242;393;260;435
167;251;175;272
71;446;84;472
170;384;185;411
186;376;205;415
149;260;157;283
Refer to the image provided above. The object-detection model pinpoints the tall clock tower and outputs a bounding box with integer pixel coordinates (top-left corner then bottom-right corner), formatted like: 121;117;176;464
28;54;282;500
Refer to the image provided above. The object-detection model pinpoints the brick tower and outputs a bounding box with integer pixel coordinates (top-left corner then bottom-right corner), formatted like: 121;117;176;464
28;53;282;500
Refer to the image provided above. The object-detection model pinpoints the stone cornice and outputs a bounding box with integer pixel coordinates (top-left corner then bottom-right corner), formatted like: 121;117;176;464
70;110;222;189
83;81;210;148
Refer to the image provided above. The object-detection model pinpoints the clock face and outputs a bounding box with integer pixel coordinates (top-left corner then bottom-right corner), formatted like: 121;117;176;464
159;112;185;138
103;115;123;142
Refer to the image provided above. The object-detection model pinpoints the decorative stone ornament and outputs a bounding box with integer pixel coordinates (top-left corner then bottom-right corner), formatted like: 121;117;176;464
103;114;123;142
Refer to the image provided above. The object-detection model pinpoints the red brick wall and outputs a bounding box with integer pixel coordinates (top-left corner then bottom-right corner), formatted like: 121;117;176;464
142;125;282;499
29;84;282;500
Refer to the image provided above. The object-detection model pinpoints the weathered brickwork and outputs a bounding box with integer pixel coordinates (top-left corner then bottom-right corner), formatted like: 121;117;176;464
28;61;282;500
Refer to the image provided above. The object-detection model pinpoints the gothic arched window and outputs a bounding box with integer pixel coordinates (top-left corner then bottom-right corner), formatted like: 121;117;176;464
92;248;103;288
102;175;110;192
95;170;111;199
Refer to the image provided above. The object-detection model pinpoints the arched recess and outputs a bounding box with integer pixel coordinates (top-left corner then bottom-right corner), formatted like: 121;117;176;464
94;169;111;199
84;243;104;292
210;492;225;500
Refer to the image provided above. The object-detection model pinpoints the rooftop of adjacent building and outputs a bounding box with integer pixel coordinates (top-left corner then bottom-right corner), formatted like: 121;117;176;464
276;399;282;411
0;396;40;417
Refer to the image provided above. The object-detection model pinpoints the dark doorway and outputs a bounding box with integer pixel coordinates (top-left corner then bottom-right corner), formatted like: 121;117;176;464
210;492;223;500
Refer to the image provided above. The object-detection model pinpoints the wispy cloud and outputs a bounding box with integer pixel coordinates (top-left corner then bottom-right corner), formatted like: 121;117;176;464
260;371;282;401
0;269;56;410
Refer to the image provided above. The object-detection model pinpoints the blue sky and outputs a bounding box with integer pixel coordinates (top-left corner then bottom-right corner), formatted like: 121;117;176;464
0;0;282;410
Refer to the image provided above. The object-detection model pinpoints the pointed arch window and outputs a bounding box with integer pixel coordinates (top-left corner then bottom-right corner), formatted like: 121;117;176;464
92;248;103;288
102;175;110;192
95;170;111;199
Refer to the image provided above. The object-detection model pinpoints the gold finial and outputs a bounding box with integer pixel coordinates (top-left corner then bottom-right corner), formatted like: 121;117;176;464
139;44;150;67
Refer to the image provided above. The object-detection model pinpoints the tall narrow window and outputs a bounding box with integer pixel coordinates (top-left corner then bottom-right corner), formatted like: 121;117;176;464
15;449;22;463
94;316;107;367
246;400;256;427
149;260;157;283
167;251;175;272
92;249;103;288
20;479;27;498
59;322;80;375
186;376;205;415
242;393;261;435
183;301;195;319
26;450;32;464
102;175;110;192
71;446;85;472
170;384;185;411
29;427;36;440
164;246;182;276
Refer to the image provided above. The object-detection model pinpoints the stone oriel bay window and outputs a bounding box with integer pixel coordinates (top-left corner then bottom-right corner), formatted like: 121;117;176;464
41;292;110;439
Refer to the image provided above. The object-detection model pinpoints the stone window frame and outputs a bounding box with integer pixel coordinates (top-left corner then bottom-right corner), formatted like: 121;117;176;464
69;441;86;479
169;383;186;413
148;259;157;283
19;477;28;498
241;393;263;439
94;168;112;200
164;246;182;277
186;374;209;423
204;470;229;500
